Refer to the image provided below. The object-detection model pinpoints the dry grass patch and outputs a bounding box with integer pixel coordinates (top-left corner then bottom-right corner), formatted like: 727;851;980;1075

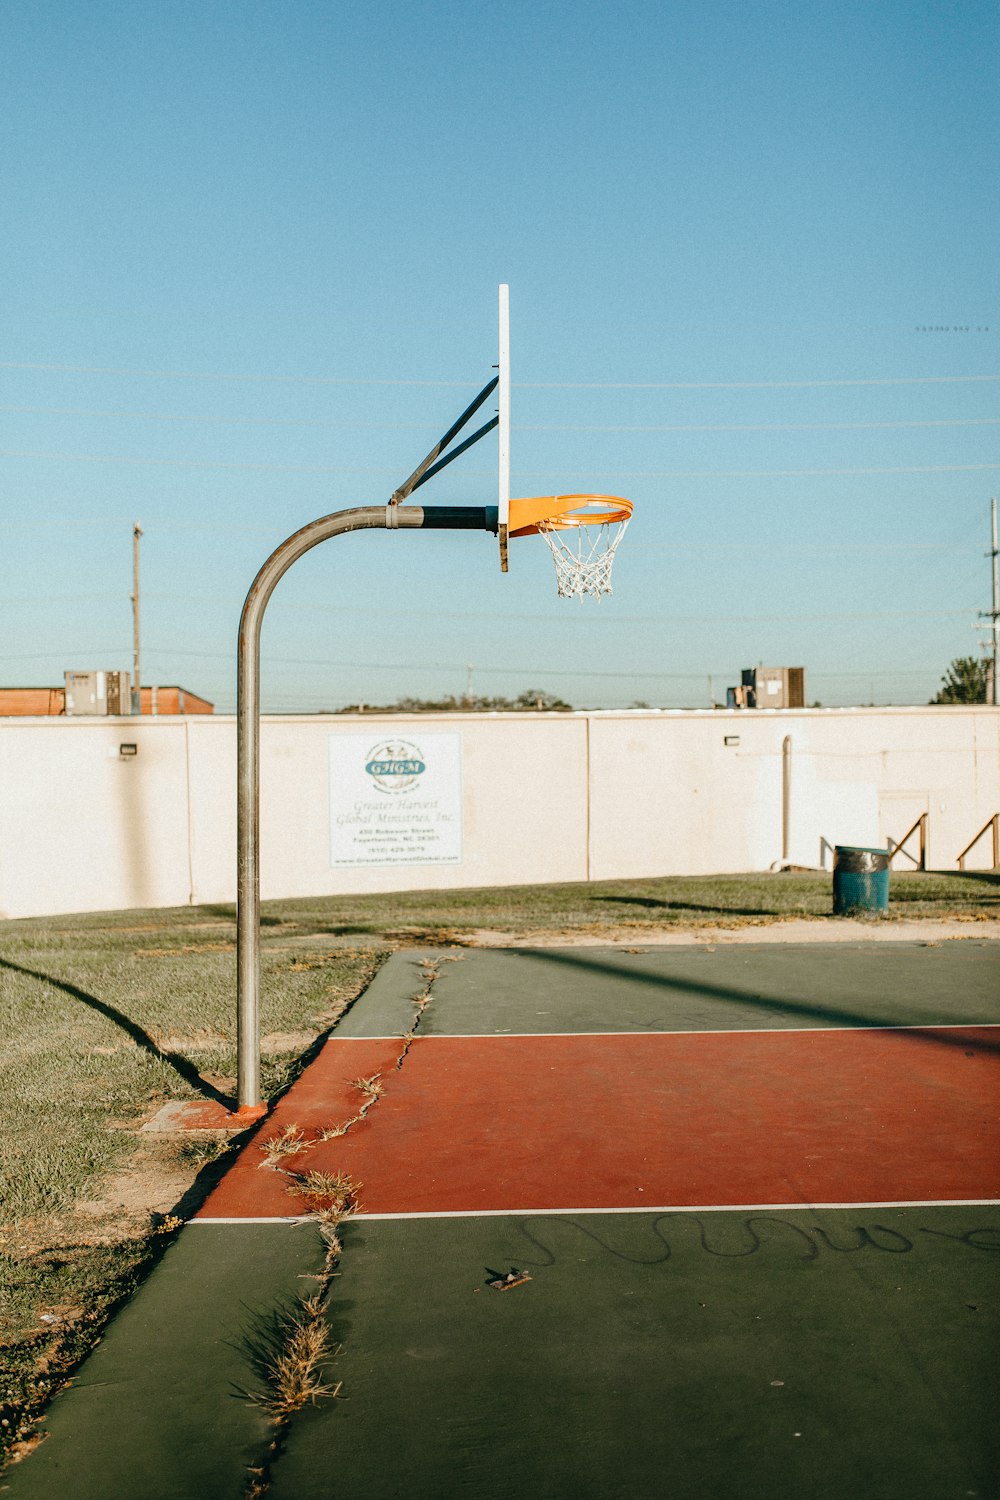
258;1126;309;1166
286;1170;362;1217
244;1293;342;1418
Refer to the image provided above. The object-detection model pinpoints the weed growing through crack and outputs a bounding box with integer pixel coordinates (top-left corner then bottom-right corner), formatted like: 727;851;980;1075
352;1073;384;1102
394;955;452;1068
245;1293;342;1418
286;1170;361;1216
241;1171;361;1495
258;1125;307;1166
278;956;455;1159
239;961;456;1492
308;1180;361;1263
316;1073;383;1141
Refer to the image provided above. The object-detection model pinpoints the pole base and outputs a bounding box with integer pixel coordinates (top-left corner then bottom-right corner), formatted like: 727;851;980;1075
141;1099;268;1133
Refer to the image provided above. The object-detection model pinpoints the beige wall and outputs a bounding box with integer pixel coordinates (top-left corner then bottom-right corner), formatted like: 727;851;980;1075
1;707;997;919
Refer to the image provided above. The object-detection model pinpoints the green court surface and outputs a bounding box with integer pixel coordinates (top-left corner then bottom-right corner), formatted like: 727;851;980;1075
268;1210;999;1500
338;939;1000;1036
3;941;998;1500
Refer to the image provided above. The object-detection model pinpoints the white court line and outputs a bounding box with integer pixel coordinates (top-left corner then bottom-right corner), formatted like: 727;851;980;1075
192;1198;1000;1224
326;1023;1000;1041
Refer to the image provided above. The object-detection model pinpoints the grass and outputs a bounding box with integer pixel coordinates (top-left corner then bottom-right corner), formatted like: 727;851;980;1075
0;919;381;1466
244;1293;341;1418
201;868;999;939
0;868;996;1465
258;1126;310;1165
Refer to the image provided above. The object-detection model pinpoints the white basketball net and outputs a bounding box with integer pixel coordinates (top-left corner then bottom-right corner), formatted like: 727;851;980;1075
538;517;630;601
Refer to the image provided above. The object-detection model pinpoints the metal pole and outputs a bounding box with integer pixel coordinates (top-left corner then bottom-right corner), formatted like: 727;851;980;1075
781;734;792;865
236;502;493;1108
131;522;143;715
991;498;998;707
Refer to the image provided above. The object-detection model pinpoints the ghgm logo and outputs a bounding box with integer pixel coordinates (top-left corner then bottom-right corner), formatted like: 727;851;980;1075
364;740;427;793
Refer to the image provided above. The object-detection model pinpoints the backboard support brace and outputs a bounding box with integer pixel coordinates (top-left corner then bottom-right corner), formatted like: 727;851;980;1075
389;378;499;506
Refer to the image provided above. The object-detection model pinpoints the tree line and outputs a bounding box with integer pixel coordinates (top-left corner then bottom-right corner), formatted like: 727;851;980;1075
326;658;992;713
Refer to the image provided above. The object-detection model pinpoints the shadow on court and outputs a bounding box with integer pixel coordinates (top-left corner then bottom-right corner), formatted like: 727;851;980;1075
507;943;1000;1055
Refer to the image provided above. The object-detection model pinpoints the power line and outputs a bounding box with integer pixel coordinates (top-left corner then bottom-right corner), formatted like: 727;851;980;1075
2;358;999;390
0;449;405;473
139;605;975;637
642;542;978;552
0;519;984;548
0;517;276;532
0;648;124;661
525;419;1000;434
3;404;998;436
2;449;997;478
155;596;978;624
522;376;1000;391
0;361;475;388
0;593;123;604
560;465;1000;480
0;588;978;627
0;405;439;430
109;639;968;675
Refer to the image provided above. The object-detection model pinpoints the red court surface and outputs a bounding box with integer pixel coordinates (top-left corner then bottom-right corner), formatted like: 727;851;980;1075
199;1025;1000;1219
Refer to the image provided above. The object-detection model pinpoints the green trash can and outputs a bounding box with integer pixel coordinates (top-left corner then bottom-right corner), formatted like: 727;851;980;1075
832;845;890;916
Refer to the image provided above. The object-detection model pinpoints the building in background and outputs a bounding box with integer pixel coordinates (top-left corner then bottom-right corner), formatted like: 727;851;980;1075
0;674;214;716
135;685;214;715
0;688;67;716
727;666;806;710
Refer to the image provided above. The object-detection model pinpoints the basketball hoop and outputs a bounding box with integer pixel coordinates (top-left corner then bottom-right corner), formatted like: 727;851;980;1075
507;494;633;600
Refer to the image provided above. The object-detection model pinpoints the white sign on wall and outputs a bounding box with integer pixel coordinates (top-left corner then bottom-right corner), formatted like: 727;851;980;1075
328;733;463;866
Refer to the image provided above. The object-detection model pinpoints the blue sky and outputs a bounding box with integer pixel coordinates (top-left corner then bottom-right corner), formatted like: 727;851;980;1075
2;0;996;711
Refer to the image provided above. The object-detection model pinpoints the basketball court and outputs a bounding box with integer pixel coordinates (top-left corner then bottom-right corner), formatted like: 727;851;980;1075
8;938;998;1499
6;295;997;1496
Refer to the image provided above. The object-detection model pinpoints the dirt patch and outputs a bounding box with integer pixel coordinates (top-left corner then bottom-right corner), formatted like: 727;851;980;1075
465;916;1000;947
74;1141;196;1236
1;1142;200;1261
260;1030;323;1053
149;1029;229;1051
136;942;236;957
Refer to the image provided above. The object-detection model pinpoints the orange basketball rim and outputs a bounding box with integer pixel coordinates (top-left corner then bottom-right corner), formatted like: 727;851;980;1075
507;493;633;535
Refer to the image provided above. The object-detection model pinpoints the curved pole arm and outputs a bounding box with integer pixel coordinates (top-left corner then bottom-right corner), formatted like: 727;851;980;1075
236;503;494;1107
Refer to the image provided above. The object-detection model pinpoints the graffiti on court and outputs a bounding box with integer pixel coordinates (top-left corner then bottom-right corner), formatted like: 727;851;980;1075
512;1214;1000;1267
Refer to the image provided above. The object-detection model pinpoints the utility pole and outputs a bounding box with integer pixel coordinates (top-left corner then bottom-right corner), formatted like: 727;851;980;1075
131;522;143;715
977;498;999;706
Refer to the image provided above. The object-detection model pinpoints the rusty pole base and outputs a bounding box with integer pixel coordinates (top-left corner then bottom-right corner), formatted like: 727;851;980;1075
141;1099;269;1134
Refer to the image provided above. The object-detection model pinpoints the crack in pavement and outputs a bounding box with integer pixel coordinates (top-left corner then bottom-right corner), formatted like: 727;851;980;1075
240;956;458;1495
